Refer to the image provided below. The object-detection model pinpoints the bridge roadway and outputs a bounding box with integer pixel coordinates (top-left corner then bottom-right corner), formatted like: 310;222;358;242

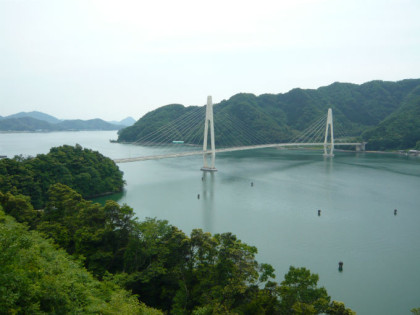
113;142;362;163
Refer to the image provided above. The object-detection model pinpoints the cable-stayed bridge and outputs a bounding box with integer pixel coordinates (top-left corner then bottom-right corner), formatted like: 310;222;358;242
113;96;365;171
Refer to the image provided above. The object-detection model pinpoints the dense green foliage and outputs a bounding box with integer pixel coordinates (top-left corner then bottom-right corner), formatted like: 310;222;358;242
118;79;420;150
1;183;355;314
0;144;124;209
362;85;420;150
0;208;161;314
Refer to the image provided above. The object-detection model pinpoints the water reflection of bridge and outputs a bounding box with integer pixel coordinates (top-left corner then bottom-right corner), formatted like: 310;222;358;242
201;171;215;233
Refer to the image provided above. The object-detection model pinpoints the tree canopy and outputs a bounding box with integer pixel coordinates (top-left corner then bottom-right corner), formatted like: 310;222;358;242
0;208;161;315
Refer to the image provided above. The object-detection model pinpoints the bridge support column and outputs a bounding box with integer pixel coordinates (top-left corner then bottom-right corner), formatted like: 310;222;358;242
201;96;217;172
323;108;334;157
356;142;366;152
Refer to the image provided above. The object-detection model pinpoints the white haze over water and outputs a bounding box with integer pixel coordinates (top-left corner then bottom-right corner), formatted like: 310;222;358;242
1;0;419;120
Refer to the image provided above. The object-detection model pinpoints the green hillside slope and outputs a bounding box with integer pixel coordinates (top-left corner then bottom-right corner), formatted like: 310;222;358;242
362;85;420;150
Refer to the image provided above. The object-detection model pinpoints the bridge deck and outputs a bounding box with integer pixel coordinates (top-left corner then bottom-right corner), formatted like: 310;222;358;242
113;142;362;163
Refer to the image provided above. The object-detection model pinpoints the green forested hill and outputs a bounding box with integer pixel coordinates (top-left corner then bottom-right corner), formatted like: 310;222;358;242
362;85;420;150
118;79;420;150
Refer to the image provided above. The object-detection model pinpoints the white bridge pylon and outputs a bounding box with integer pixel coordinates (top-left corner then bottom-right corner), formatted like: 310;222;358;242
201;96;217;171
323;108;334;157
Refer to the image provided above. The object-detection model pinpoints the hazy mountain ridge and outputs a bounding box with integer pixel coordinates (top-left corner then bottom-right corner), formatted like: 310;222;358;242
109;117;136;126
0;112;135;131
1;111;62;124
118;79;420;150
0;117;54;131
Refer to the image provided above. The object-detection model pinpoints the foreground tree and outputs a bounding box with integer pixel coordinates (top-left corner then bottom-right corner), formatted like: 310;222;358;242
38;183;137;277
0;191;39;228
327;301;356;315
172;230;276;314
279;266;355;315
0;209;161;314
279;266;330;314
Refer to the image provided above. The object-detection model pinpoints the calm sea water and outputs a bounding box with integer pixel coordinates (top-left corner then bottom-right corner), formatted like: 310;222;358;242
1;130;420;314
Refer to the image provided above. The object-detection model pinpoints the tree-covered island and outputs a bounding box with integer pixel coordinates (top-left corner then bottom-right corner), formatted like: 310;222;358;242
0;144;124;209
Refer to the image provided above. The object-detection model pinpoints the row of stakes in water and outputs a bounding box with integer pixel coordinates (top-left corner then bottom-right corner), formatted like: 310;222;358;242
318;209;398;216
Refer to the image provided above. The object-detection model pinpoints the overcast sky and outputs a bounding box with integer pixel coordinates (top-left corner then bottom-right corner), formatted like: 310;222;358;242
1;0;419;121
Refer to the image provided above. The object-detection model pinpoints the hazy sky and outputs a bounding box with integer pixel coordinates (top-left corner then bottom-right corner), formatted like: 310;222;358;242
1;0;419;121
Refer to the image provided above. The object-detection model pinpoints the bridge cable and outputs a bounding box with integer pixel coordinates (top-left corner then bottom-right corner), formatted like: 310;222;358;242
290;115;326;143
214;109;270;146
132;106;205;148
291;115;326;143
132;106;205;145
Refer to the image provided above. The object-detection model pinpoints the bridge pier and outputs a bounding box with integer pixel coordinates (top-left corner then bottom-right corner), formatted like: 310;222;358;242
201;96;217;172
356;142;367;152
323;108;334;157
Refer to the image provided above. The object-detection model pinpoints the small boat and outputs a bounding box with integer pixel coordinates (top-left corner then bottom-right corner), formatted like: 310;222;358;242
172;141;184;144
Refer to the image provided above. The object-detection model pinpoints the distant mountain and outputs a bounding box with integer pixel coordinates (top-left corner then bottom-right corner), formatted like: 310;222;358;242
0;116;124;132
1;111;131;129
2;111;62;124
0;117;55;131
120;117;136;126
118;78;420;150
108;117;136;126
57;119;122;131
